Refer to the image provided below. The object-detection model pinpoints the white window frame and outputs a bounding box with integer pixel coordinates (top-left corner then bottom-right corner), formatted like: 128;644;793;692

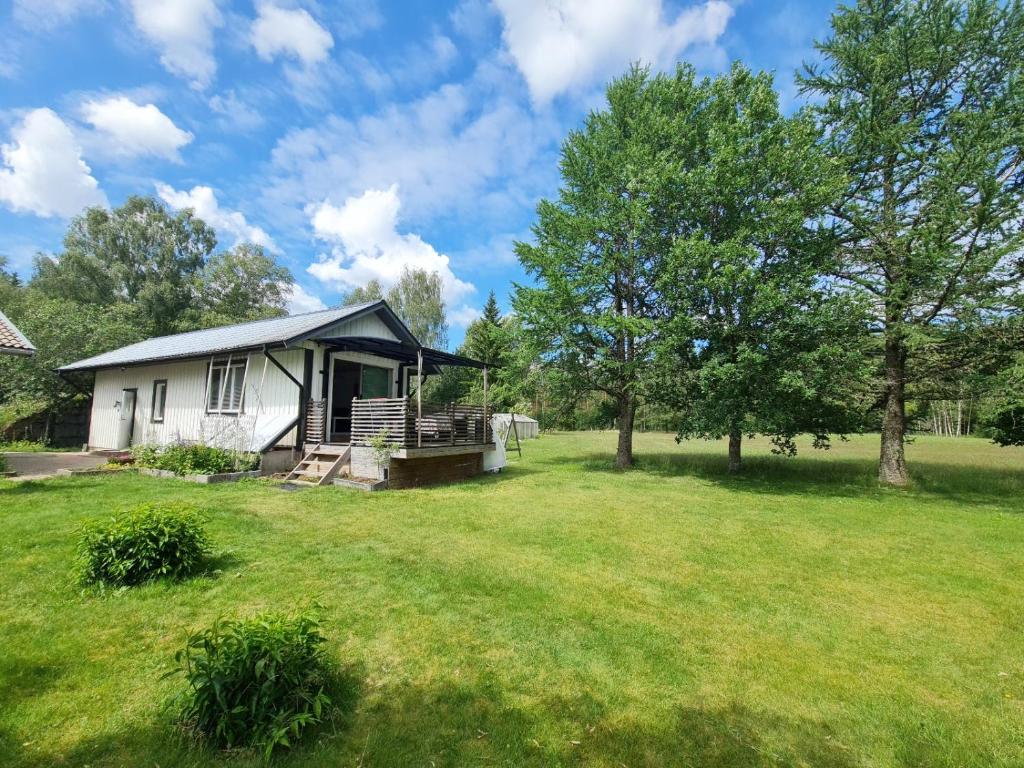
206;354;249;415
151;379;167;423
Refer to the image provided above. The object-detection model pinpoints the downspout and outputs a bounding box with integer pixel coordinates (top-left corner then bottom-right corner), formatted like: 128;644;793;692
264;345;306;447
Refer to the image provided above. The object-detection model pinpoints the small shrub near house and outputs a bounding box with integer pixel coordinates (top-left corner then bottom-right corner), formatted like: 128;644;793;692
77;502;210;587
170;609;335;759
132;443;260;476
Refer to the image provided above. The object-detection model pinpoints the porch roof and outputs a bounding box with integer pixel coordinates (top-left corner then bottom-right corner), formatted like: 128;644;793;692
317;336;492;370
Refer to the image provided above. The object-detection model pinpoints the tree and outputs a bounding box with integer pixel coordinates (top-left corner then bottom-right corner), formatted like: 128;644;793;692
656;65;868;472
32;196;217;335
462;291;504;366
800;0;1024;485
515;66;685;468
193;243;293;324
386;268;448;349
341;279;384;306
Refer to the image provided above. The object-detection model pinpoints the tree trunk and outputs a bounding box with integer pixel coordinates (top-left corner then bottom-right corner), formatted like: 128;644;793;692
615;393;635;469
879;336;910;486
728;427;742;473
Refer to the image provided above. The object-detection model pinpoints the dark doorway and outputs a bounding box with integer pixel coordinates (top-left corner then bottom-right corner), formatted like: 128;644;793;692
330;360;360;442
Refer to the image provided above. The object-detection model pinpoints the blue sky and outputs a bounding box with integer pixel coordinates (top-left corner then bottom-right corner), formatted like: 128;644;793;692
0;0;836;346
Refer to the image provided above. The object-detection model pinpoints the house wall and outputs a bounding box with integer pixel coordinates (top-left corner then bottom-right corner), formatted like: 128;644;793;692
88;348;306;451
85;310;404;452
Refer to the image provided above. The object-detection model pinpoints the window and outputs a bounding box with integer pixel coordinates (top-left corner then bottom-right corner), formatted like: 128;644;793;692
206;358;247;414
151;379;167;423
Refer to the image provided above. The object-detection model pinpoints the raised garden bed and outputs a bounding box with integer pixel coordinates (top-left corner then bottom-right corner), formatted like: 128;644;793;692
138;468;262;484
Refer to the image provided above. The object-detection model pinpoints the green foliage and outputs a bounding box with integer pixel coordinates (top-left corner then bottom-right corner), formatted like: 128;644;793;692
341;279;384;306
0;453;7;473
799;0;1024;482
170;610;335;758
368;429;399;475
77;502;210;586
979;352;1024;446
190;243;293;325
514;65;685;466
341;268;448;349
132;443;260;475
653;64;869;467
31;196;217;336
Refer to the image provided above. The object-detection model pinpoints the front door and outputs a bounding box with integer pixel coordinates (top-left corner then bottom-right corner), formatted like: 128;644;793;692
115;388;137;449
330;360;360;441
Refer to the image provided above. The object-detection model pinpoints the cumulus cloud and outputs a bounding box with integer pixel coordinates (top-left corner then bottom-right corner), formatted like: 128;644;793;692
307;185;475;313
250;3;334;66
82;96;193;160
493;0;733;103
284;283;328;314
0;108;107;218
129;0;223;88
156;183;277;251
13;0;104;29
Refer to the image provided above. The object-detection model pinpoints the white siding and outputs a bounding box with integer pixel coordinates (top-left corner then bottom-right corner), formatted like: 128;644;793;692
317;313;399;341
88;349;306;451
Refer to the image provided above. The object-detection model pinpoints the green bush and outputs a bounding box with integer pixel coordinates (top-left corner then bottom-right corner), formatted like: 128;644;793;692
171;610;335;758
0;453;7;473
132;443;260;475
77;502;210;586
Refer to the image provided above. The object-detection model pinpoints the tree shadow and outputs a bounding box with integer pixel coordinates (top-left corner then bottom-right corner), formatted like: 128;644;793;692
330;679;864;767
555;449;1024;507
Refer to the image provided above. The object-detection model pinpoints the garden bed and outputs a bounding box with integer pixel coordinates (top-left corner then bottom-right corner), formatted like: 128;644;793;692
138;468;262;484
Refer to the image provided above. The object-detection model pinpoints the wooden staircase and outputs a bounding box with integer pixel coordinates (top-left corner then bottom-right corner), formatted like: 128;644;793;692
285;444;350;486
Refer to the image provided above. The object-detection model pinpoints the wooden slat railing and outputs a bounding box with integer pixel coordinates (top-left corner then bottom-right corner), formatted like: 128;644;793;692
305;399;326;443
350;397;491;448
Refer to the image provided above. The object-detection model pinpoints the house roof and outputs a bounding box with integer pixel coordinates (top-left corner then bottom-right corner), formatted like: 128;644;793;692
59;301;413;372
0;309;35;356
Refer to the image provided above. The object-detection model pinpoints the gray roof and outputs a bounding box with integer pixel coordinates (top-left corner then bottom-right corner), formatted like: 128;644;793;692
0;309;35;356
59;301;396;372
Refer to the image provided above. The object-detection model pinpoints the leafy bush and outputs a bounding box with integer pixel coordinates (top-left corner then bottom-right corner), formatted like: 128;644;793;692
132;443;260;475
77;502;210;586
171;610;335;758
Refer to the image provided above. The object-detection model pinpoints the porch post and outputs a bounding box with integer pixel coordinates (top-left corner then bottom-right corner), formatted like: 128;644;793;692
482;366;489;442
416;348;423;448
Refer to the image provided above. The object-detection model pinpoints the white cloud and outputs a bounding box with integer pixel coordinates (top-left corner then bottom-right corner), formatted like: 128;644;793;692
450;304;482;327
0;108;107;218
156;183;277;251
493;0;734;103
263;76;559;230
13;0;104;28
129;0;223;88
284;283;327;314
307;185;475;308
82;96;193;160
208;90;266;132
250;3;333;66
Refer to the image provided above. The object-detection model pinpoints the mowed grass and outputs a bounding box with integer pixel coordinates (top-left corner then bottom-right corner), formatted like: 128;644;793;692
1;432;1023;767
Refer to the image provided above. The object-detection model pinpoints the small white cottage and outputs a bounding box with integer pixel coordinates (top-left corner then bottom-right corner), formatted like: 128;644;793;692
59;301;502;487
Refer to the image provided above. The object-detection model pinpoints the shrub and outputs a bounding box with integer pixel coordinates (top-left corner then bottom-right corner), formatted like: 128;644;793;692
171;610;334;758
132;443;260;475
77;502;210;586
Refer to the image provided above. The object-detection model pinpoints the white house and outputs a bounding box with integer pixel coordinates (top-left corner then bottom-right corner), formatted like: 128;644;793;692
59;301;502;487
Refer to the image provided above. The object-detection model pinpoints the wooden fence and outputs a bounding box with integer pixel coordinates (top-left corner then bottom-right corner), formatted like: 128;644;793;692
350;397;491;448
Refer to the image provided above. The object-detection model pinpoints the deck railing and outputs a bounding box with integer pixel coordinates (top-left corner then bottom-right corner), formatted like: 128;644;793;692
350;397;492;448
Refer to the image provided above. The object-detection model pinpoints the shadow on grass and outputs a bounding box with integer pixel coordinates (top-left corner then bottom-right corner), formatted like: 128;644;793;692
551;450;1024;507
337;680;862;768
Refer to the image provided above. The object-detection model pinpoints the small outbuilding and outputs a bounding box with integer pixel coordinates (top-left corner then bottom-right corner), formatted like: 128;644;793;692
493;413;539;440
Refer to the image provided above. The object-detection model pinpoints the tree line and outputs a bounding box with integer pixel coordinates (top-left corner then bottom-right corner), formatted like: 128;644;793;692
511;0;1024;484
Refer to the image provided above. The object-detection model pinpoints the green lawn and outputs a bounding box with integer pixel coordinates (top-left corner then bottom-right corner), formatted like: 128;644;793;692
2;432;1023;767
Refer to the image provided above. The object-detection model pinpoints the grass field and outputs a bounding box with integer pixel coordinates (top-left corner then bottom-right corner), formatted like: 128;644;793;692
1;432;1023;767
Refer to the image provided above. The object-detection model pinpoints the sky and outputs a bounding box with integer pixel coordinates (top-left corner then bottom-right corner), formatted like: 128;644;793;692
0;0;837;347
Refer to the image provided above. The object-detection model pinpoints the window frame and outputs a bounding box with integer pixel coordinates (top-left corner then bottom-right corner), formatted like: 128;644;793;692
150;379;167;423
205;357;248;416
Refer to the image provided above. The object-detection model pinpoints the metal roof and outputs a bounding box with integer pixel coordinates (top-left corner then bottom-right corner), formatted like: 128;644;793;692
59;301;398;372
0;309;35;356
